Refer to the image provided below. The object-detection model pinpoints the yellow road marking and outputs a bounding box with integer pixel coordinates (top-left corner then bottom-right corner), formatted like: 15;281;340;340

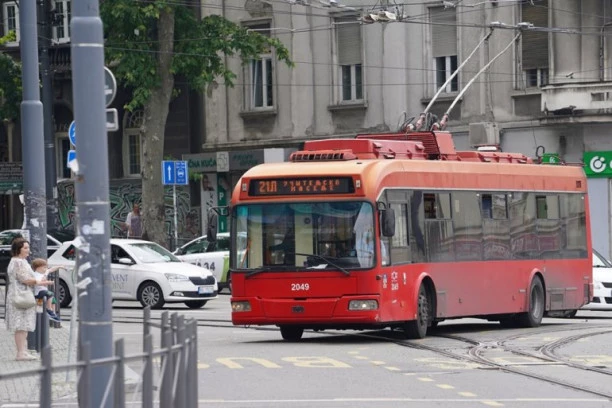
458;392;477;397
436;384;454;390
384;366;401;371
353;356;369;360
417;377;434;382
348;351;360;355
482;401;504;407
370;361;386;365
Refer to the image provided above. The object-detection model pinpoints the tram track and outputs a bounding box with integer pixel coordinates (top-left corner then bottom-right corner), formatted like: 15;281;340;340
403;326;612;400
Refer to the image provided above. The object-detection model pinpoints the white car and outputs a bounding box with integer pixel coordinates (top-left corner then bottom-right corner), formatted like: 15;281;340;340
174;232;235;292
581;249;612;311
49;238;218;309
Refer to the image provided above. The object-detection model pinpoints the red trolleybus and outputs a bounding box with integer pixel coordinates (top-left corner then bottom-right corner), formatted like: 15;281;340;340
227;131;592;341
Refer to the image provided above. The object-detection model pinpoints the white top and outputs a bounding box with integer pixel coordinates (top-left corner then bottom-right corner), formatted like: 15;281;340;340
33;270;47;296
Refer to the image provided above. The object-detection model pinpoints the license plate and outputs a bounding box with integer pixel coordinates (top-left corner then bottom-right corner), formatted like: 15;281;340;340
198;286;213;294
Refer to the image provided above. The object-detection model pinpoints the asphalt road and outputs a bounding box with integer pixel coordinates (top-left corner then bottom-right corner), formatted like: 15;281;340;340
3;288;612;407
102;295;612;408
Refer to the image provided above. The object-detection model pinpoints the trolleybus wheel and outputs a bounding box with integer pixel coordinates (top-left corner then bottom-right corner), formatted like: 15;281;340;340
517;276;545;327
403;284;430;339
280;326;304;341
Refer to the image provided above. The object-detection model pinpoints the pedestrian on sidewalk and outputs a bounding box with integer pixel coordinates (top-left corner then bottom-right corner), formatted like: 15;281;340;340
123;203;142;239
31;258;61;322
4;238;54;361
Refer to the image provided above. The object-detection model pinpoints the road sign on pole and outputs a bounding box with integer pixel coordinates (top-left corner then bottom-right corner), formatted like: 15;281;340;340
162;160;189;185
67;150;76;169
68;121;76;146
162;161;176;185
104;67;117;107
175;161;188;185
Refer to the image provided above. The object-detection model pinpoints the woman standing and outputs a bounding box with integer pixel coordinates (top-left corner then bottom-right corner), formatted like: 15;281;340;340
5;237;53;361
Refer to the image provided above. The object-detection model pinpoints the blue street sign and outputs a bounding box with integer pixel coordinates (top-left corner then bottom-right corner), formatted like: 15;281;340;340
66;150;76;168
162;161;175;185
175;161;188;185
162;160;190;185
68;121;76;147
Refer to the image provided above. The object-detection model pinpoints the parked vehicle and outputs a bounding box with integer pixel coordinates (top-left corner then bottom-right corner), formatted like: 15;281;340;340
581;249;612;312
49;238;218;309
0;228;75;282
174;232;237;292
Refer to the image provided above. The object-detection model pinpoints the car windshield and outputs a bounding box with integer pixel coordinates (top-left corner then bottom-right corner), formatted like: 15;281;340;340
232;201;376;270
127;243;181;263
593;249;612;267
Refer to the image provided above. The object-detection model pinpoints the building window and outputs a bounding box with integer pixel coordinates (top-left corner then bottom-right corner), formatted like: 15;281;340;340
520;0;548;89
2;2;19;44
336;17;363;102
430;7;458;93
250;56;273;108
244;23;274;110
52;0;71;44
123;110;144;177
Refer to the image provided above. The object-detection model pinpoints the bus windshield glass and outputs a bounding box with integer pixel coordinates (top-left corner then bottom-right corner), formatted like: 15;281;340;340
233;201;376;270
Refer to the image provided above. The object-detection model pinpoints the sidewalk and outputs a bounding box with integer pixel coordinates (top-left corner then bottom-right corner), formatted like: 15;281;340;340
0;305;79;406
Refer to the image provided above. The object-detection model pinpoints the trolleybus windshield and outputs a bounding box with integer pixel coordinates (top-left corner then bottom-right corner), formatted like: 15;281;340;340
233;201;376;271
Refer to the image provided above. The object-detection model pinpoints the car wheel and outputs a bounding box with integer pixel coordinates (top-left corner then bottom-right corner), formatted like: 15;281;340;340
184;300;207;309
137;281;165;309
279;326;304;341
563;309;578;318
58;279;72;308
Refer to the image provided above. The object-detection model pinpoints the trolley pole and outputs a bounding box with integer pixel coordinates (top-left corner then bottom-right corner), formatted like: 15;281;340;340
19;0;47;259
70;0;114;406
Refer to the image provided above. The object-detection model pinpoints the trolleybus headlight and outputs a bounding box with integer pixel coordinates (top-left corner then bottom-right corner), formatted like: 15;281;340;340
348;300;378;311
232;301;252;312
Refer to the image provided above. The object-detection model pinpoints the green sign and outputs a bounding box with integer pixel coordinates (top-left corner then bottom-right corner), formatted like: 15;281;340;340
541;153;560;165
584;151;612;178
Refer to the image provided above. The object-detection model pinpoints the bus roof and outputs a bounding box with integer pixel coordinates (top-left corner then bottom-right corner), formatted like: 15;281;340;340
234;133;587;202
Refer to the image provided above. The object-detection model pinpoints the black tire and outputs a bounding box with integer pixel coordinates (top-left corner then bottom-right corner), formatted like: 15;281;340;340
517;277;545;327
184;300;208;309
58;279;72;308
137;281;165;309
403;284;430;339
279;326;304;341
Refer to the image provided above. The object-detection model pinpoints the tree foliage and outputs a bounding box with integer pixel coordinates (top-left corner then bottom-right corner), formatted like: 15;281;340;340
0;31;22;121
100;0;292;247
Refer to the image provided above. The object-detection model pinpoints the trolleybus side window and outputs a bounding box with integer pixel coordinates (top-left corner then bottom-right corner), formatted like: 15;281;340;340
561;194;587;257
424;192;453;262
452;191;482;261
482;193;511;260
409;191;426;263
389;202;409;265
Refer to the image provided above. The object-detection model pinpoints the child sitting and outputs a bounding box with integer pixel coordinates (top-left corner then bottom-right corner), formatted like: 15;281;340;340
31;258;61;322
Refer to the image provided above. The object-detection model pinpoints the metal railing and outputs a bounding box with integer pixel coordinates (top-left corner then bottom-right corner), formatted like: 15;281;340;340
0;306;198;407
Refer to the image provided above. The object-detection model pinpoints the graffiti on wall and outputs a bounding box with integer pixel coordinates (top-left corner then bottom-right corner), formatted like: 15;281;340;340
57;179;200;247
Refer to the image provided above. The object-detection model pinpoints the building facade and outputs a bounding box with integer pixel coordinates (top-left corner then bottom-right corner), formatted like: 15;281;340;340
200;0;612;257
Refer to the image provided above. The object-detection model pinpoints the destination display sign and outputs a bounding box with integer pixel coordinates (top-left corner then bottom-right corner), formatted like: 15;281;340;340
249;177;354;196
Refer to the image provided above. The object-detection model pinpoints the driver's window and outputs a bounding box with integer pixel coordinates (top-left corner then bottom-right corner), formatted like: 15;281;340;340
186;239;209;254
111;245;132;264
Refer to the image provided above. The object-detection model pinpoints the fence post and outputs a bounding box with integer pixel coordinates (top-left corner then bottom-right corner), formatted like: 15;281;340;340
78;342;91;408
114;338;125;408
188;319;198;408
160;313;173;408
174;315;186;408
142;333;154;408
39;345;52;408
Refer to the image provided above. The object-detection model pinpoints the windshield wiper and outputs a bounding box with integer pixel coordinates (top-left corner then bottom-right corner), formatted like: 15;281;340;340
289;252;350;276
245;266;287;278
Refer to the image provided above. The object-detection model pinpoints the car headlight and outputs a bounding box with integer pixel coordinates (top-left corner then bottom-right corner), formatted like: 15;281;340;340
348;300;378;311
165;273;189;282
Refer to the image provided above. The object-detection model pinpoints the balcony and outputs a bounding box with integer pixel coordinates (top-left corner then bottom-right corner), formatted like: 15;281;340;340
541;82;612;115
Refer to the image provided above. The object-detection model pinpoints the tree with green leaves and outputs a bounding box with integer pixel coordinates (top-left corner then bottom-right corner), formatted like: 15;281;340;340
0;31;22;122
101;0;292;247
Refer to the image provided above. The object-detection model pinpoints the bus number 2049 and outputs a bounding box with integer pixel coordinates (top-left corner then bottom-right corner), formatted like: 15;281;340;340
291;283;310;291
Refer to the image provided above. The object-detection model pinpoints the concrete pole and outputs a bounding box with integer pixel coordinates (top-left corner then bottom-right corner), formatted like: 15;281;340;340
39;0;58;231
19;0;47;260
70;1;114;406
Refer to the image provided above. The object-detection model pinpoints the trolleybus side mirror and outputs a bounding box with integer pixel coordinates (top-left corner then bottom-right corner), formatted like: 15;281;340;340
381;208;395;237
